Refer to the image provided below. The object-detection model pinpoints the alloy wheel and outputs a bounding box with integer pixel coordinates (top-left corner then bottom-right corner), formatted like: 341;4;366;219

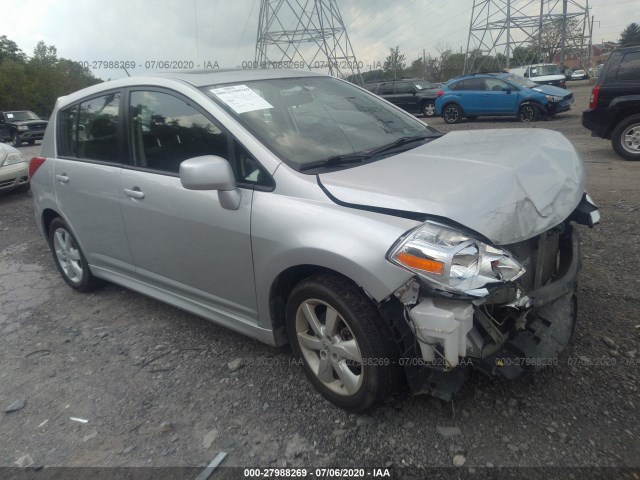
53;227;84;284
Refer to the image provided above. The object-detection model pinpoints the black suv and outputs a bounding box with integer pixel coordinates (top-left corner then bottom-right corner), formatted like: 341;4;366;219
364;79;440;117
582;45;640;160
0;110;48;147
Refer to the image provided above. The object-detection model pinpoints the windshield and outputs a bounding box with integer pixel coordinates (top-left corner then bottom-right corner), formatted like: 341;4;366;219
4;111;40;121
529;65;561;77
501;74;538;89
412;80;436;90
204;77;435;169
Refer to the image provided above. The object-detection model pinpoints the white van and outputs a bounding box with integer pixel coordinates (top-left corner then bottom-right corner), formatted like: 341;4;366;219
509;64;567;88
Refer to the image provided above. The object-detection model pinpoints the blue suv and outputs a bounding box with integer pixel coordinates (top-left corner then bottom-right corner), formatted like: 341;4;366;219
435;73;574;124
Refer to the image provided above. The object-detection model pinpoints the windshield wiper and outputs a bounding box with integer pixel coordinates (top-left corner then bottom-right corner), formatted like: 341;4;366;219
299;134;435;172
365;134;433;157
299;154;368;172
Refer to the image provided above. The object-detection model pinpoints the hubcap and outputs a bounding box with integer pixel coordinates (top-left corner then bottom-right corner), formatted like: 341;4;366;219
622;124;640;154
424;103;435;116
53;228;84;284
295;299;363;396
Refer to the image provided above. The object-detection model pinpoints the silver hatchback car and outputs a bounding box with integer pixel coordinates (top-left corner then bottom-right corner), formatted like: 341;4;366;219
30;70;599;412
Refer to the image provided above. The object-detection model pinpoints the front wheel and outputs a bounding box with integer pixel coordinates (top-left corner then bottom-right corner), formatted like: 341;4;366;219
442;104;462;124
48;218;103;292
12;132;22;147
422;101;436;118
518;103;540;123
286;274;400;412
611;115;640;161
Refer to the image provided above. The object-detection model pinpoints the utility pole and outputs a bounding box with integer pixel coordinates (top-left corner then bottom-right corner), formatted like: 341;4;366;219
559;0;568;71
422;49;426;79
506;0;511;69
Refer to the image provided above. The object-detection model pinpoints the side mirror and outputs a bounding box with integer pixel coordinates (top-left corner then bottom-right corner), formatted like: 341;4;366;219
180;155;241;210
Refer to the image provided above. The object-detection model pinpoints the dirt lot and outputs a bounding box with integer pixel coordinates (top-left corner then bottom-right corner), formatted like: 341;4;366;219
1;82;639;477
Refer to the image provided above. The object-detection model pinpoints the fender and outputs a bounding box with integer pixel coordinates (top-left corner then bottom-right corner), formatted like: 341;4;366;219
609;95;640;110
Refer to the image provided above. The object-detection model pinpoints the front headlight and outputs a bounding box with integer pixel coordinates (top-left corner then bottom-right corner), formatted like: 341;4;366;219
388;222;525;296
17;125;29;132
2;153;25;166
546;95;564;102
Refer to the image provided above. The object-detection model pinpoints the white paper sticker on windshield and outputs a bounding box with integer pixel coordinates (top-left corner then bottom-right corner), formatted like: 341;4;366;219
210;85;273;114
6;113;14;118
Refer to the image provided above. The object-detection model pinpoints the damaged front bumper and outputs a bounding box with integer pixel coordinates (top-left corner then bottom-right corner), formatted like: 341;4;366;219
381;206;593;401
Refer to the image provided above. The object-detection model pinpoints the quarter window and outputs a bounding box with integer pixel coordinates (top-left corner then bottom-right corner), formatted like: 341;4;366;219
129;90;229;174
615;52;640;82
59;93;120;162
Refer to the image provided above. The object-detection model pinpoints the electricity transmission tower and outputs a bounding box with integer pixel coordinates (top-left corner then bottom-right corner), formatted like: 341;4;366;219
255;0;363;84
464;0;591;73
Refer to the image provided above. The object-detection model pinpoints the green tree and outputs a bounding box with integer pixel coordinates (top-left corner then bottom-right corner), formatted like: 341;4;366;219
0;35;27;65
0;37;100;117
619;23;640;46
383;46;406;79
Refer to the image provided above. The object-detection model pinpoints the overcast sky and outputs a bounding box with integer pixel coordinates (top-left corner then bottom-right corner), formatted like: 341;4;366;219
2;0;633;80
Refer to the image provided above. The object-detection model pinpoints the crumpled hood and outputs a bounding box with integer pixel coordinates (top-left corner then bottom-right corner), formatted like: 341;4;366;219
532;85;571;96
318;129;585;245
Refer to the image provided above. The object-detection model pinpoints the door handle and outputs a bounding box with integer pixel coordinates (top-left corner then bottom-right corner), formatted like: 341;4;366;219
124;188;145;200
55;174;69;183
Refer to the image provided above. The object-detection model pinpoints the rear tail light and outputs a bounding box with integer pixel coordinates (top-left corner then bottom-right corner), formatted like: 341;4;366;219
29;156;46;177
589;85;600;109
437;90;444;97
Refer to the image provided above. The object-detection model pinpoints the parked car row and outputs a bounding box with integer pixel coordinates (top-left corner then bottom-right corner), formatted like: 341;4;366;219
365;72;574;124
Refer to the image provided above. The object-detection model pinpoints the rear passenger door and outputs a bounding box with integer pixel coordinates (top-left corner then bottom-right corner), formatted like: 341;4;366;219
53;91;134;274
453;78;485;114
119;88;263;320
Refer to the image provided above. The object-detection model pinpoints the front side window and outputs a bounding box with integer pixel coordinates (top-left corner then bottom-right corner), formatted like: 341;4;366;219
203;76;434;170
394;82;413;94
59;93;120;162
129;90;228;174
484;78;509;91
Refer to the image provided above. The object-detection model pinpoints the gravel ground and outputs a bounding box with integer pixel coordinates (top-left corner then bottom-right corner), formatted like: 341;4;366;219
0;82;639;477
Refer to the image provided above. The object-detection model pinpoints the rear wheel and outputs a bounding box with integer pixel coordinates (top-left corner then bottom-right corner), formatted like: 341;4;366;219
48;218;103;292
286;274;399;412
422;101;436;118
611;115;640;161
442;104;462;124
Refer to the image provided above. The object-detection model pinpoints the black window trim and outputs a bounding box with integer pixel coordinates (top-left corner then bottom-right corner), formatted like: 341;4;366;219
122;85;275;191
56;88;125;168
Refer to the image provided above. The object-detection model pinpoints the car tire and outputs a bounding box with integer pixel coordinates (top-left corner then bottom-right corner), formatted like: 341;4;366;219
442;104;462;124
422;101;436;118
12;132;22;147
28;140;35;145
286;273;400;412
611;114;640;161
48;218;103;292
519;103;540;123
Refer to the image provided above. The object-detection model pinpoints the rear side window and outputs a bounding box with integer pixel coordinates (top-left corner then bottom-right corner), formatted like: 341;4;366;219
614;51;640;82
453;78;485;91
129;90;229;174
59;93;120;162
380;83;394;94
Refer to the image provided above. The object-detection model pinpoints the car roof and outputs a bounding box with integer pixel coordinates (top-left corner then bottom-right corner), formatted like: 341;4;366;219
53;69;329;109
149;68;322;87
